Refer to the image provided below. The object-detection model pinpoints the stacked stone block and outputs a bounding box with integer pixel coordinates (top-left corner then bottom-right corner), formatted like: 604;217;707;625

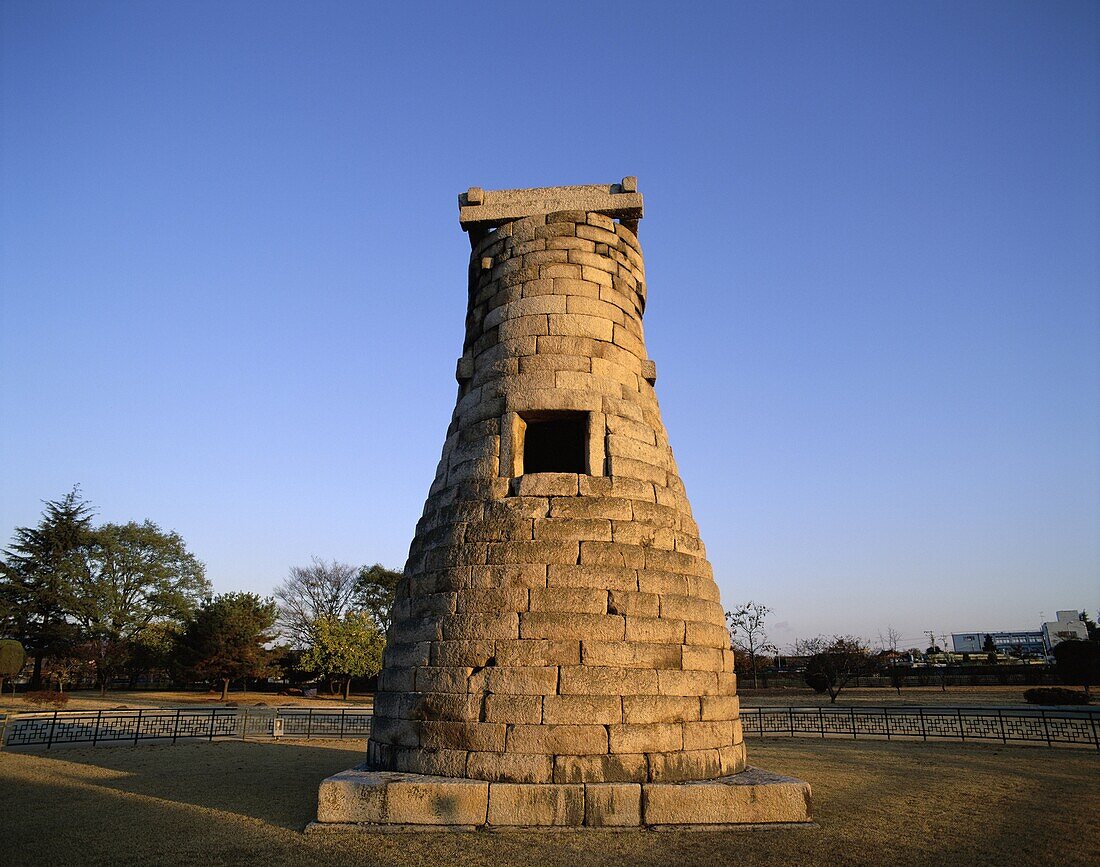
367;203;746;786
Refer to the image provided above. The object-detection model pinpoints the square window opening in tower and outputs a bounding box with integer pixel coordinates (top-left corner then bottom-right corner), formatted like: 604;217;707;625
518;412;587;475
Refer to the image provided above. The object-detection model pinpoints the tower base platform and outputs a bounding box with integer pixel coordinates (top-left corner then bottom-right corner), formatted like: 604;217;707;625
307;765;812;831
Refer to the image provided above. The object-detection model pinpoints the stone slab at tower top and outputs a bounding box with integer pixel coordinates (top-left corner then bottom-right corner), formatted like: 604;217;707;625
458;178;643;242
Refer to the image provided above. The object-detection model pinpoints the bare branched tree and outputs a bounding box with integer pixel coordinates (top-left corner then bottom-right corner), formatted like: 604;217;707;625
274;558;359;648
876;625;902;653
726;601;777;689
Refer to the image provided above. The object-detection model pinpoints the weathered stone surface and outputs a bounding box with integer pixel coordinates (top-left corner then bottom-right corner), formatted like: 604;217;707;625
483;694;543;724
581;639;680;669
317;768;488;825
521;612;625;641
553;753;647;783
641;768;813;825
622;695;700;724
459;183;643;232
506;724;608;755
486;782;585;826
542;694;622;725
559;665;658;696
529;586;608;614
648;748;722;783
467;752;552;783
609;722;682;754
585;783;642;826
493;638;580;666
313;766;810;828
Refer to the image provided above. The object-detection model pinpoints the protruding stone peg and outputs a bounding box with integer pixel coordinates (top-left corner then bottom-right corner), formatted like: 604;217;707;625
620;176;638;193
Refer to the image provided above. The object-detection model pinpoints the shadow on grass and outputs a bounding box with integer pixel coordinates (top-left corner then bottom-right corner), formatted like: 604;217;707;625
6;739;366;830
1;739;1096;866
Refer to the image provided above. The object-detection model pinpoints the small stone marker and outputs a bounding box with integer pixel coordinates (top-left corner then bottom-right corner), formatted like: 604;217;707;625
310;179;812;831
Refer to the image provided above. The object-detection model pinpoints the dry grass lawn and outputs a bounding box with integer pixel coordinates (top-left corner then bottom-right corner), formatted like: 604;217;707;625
1;737;1096;866
0;690;374;715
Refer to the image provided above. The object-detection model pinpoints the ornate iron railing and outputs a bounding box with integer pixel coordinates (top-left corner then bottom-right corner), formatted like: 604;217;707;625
1;706;373;749
3;704;1096;750
740;705;1100;749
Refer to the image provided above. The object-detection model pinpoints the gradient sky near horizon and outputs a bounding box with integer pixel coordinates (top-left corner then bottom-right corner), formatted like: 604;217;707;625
2;1;1097;651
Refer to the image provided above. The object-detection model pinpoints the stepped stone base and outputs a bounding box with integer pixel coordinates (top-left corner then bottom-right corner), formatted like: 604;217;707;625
308;765;811;831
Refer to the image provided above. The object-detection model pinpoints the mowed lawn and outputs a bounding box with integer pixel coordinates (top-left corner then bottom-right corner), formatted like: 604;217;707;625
1;738;1096;866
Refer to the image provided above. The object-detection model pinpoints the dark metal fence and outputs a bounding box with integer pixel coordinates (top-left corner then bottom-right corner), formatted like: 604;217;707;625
4;704;1097;751
1;707;373;749
741;705;1100;750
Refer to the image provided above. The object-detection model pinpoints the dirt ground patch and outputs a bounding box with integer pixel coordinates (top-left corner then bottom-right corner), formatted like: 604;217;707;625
1;737;1095;866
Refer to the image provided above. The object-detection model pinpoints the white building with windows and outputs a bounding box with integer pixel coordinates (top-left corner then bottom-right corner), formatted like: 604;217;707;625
1041;611;1089;652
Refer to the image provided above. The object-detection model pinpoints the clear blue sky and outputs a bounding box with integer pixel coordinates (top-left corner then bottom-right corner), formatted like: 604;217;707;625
2;1;1097;651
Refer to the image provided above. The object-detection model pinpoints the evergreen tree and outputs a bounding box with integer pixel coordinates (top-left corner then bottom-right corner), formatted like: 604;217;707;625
177;593;277;701
0;488;93;688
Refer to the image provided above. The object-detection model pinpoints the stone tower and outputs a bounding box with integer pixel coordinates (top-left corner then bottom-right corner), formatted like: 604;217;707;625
313;181;811;830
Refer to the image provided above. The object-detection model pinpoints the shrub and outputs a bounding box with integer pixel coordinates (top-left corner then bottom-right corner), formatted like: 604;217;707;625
1023;687;1091;706
24;690;69;708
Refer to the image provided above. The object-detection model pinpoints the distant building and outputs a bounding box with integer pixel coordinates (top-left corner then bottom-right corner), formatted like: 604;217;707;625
1041;611;1089;652
951;631;1045;655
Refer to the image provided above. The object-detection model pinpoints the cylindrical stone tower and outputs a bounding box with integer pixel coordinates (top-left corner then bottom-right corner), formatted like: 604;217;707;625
368;180;745;785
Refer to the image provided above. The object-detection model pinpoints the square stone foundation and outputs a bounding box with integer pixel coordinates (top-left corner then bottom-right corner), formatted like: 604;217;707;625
307;765;812;831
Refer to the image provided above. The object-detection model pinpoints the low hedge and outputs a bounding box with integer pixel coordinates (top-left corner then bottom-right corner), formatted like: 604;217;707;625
1023;687;1091;706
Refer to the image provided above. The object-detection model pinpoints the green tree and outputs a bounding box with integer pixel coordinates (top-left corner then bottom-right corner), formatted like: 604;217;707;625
0;488;93;688
177;593;277;701
69;521;209;694
797;636;870;703
127;621;183;687
301;612;385;700
354;563;402;632
1052;639;1100;698
982;634;997;653
1079;611;1099;643
0;639;26;696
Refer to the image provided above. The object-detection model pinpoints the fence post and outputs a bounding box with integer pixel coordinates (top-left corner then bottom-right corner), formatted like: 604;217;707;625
850;707;856;740
1041;709;1051;747
818;707;824;739
884;707;891;741
134;710;142;746
957;707;964;742
241;709;248;741
92;710;102;747
787;707;793;738
998;708;1006;745
1090;712;1099;751
307;708;313;740
918;707;926;742
340;708;346;739
47;711;58;750
173;708;180;744
208;708;216;742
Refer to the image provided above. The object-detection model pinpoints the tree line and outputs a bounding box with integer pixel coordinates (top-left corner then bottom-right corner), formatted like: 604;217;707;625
727;601;1100;702
0;489;400;700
